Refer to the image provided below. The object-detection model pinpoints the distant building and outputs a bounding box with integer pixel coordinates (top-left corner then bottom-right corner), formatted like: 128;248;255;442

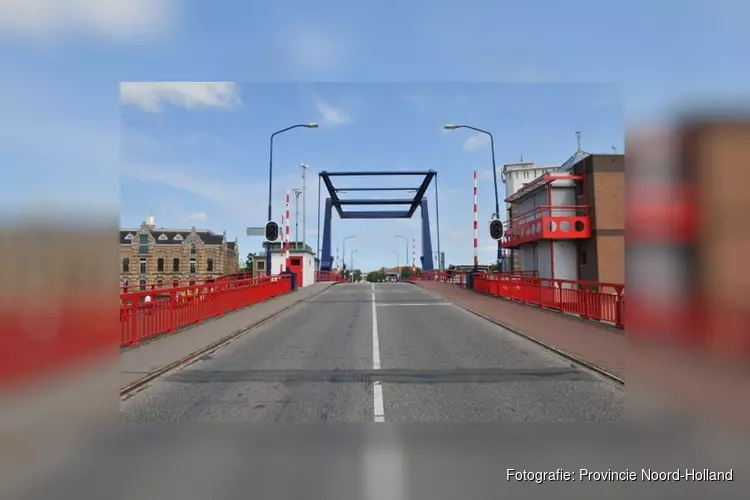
502;151;624;284
261;241;317;286
501;159;559;270
120;216;239;290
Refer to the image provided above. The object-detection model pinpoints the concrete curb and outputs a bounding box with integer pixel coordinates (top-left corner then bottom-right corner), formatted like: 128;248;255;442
412;282;625;386
120;283;335;399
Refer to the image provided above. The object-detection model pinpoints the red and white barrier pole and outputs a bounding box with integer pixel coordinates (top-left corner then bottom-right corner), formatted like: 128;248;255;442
412;236;416;271
280;213;285;273
473;170;479;268
285;189;291;270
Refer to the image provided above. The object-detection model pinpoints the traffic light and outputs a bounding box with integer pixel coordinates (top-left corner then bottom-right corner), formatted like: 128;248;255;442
489;218;503;240
264;221;280;242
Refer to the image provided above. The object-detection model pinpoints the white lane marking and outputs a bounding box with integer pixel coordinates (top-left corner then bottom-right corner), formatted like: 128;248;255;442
375;302;451;307
371;282;385;422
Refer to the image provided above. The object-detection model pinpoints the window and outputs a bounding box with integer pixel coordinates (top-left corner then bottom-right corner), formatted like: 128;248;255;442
190;243;197;255
122;258;130;272
206;258;214;272
158;233;168;241
157;257;164;272
139;279;147;292
156;279;164;288
172;258;180;272
139;233;149;255
124;233;134;241
173;234;183;241
256;260;265;271
172;279;179;288
189;258;196;274
139;258;147;274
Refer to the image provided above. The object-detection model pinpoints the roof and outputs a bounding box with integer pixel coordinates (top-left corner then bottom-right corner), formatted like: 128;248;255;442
120;227;232;247
556;149;590;172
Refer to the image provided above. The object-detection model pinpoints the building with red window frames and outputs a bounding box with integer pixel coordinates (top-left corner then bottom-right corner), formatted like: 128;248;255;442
501;150;624;284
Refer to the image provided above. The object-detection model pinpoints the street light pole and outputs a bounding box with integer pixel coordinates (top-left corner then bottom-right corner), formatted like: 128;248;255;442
292;188;302;250
444;123;502;272
350;249;358;282
390;250;401;278
300;163;309;251
342;235;357;271
395;235;408;275
266;123;318;276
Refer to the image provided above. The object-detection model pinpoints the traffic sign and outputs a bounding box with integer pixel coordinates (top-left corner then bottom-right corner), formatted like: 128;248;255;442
264;221;280;242
489;218;503;240
246;226;265;236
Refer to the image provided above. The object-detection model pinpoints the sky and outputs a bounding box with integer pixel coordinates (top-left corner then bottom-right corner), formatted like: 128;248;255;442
1;0;747;270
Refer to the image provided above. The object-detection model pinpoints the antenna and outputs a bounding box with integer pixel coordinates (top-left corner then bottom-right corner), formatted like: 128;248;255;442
612;145;617;153
575;131;582;152
520;154;524;162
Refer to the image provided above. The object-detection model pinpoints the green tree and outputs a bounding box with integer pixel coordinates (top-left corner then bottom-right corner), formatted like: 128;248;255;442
244;252;254;272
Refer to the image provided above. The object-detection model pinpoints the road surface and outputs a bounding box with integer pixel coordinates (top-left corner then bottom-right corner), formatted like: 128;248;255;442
121;282;623;422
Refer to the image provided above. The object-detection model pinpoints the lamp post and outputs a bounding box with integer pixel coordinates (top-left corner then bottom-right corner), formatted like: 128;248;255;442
342;235;357;271
350;249;358;282
444;123;502;271
300;163;309;251
389;249;400;277
293;188;302;250
266;123;318;275
394;235;408;276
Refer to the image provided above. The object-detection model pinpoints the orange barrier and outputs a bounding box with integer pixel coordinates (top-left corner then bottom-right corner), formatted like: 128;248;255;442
119;275;292;347
413;271;624;329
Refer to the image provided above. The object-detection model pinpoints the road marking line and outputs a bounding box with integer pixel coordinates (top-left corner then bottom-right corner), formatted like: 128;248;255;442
371;282;385;422
375;302;451;306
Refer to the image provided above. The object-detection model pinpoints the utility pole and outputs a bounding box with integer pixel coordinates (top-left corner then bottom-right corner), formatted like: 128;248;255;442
300;163;309;251
293;188;302;250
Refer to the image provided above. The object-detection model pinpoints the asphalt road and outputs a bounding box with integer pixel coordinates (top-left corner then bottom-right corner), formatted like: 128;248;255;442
121;282;623;422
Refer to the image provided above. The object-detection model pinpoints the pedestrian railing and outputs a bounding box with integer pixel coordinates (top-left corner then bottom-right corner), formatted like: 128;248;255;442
119;275;292;347
412;270;624;329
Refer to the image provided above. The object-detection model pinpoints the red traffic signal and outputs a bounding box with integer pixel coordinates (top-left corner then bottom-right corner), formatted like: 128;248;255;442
489;218;503;240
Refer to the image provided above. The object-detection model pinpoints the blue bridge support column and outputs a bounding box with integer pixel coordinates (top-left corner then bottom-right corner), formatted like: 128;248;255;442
320;198;333;272
420;198;435;271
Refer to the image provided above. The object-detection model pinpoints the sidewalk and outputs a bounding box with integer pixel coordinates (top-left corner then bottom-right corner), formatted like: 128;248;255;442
120;282;335;390
415;281;625;381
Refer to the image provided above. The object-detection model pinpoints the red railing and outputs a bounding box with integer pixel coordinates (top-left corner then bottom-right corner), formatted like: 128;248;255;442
119;275;291;347
120;271;257;294
412;270;624;329
474;274;624;328
502;205;591;247
315;271;347;283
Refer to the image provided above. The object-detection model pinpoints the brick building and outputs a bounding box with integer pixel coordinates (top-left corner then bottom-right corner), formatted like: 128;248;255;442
501;152;624;284
120;216;239;290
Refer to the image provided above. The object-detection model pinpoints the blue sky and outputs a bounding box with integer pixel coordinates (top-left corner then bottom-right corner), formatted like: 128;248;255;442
1;0;747;269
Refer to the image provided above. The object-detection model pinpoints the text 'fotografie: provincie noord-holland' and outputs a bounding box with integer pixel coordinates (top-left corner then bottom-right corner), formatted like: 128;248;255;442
507;469;733;483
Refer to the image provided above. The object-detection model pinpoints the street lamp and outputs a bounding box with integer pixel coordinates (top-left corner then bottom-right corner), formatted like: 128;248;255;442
443;123;502;271
266;123;318;275
292;188;302;250
342;235;357;271
394;235;408;270
350;249;359;282
389;249;400;276
300;163;309;252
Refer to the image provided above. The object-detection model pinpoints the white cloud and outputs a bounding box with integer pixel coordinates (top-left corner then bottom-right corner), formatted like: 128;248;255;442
280;26;347;74
314;97;351;125
402;94;427;108
120;82;241;113
121;162;263;219
463;133;490;151
0;0;176;42
185;211;208;222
